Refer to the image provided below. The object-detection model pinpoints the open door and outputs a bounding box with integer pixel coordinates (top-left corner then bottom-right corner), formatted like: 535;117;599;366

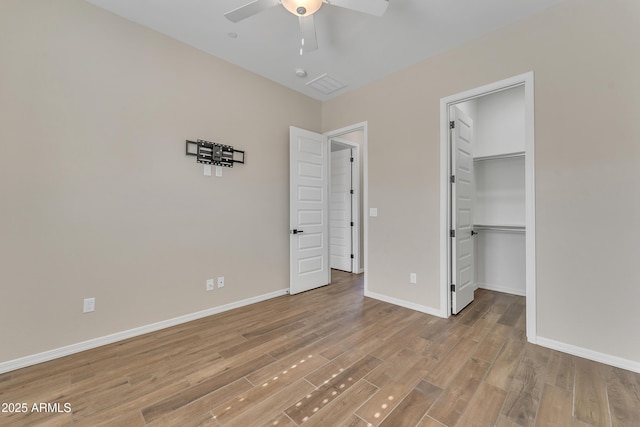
451;107;475;314
290;126;330;294
330;147;353;272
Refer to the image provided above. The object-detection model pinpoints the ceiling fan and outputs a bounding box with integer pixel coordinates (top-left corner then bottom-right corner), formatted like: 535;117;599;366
225;0;390;54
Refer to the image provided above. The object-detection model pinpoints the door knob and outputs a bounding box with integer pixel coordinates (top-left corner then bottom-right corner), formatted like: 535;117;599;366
290;229;304;234
471;230;478;236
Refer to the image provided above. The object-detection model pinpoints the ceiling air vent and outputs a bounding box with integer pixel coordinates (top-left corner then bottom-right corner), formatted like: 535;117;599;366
306;74;347;95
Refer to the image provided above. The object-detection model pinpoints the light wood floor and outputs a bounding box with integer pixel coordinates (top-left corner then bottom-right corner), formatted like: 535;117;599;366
1;270;639;426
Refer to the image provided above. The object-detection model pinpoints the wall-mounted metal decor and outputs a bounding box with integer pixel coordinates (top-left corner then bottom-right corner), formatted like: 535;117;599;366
185;139;245;168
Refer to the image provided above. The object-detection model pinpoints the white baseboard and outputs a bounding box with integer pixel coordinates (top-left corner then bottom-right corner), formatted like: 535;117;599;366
477;282;526;297
536;336;640;374
0;289;289;375
364;290;446;318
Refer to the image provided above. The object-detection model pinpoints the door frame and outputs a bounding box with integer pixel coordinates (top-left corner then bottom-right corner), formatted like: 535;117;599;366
329;137;361;274
325;122;368;287
439;72;537;343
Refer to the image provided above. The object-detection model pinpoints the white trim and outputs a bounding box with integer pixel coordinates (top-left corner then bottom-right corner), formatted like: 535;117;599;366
537;337;640;374
477;283;526;297
324;122;368;292
0;289;288;375
364;290;442;318
523;76;537;344
439;72;537;341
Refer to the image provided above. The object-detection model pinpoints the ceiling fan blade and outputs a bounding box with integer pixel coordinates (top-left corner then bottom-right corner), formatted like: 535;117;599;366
299;15;318;53
224;0;280;23
326;0;389;16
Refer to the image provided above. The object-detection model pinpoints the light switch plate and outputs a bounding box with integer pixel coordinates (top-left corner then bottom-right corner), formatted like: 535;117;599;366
215;166;222;177
369;208;378;217
83;297;95;313
204;165;212;176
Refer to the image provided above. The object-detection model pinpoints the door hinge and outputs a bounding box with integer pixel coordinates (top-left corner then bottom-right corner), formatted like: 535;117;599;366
350;157;354;162
350;189;354;194
450;229;456;238
350;222;354;227
450;121;455;129
450;175;455;184
350;254;354;259
451;284;456;292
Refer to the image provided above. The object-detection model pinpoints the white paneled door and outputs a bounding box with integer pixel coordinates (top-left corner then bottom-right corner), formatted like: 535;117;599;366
451;107;475;314
330;148;353;272
289;127;330;294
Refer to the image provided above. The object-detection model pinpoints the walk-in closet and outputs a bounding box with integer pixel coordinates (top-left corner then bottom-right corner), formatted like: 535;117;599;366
457;85;526;296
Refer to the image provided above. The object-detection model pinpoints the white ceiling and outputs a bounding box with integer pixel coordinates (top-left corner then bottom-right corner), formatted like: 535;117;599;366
86;0;564;101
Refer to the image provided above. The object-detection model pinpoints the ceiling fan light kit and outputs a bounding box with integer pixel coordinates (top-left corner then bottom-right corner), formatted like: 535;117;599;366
281;0;323;16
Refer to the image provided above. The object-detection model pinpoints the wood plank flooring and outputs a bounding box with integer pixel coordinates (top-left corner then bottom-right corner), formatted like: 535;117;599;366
1;270;639;426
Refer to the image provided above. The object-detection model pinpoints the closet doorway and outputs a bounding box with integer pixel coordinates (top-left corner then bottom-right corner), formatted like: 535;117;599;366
439;72;537;343
329;137;361;274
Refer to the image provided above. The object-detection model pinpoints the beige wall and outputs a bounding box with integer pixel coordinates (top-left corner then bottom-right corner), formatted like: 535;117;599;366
0;0;320;363
322;0;640;363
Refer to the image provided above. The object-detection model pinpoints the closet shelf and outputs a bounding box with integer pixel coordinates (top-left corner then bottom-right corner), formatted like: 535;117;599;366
473;151;525;162
473;224;525;233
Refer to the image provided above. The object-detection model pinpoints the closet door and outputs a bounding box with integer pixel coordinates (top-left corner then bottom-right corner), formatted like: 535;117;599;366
329;148;353;272
451;107;475;314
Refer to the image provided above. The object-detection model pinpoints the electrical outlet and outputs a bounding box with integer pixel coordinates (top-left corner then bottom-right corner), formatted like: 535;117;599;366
83;297;95;313
206;279;215;291
217;276;225;288
410;273;417;284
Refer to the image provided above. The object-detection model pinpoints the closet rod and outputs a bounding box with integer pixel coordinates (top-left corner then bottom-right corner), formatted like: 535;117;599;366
473;151;525;162
473;224;525;233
